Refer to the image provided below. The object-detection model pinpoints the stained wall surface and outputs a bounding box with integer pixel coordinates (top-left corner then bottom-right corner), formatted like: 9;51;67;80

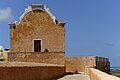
96;57;110;73
8;52;65;65
10;10;65;52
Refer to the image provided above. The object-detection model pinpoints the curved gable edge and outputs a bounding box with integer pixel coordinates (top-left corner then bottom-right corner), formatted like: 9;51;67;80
14;4;56;25
9;4;66;28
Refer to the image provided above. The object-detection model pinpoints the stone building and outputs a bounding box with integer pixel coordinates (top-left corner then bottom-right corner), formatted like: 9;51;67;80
8;4;110;74
8;4;65;65
0;45;9;61
9;4;65;53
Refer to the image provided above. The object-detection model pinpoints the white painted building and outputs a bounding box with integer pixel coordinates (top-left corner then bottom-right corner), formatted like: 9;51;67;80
0;45;10;61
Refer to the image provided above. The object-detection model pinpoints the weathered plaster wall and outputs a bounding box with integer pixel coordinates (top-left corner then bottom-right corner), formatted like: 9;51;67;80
8;52;65;65
65;56;96;72
0;62;65;80
10;10;64;52
65;56;110;73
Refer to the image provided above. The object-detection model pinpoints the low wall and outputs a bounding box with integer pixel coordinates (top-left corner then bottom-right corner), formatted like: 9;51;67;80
89;68;120;80
65;56;110;73
0;62;65;80
65;56;96;72
8;52;65;65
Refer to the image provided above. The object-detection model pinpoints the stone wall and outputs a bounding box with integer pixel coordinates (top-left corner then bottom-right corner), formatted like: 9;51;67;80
65;56;110;73
8;52;65;65
0;62;65;80
89;68;120;80
10;9;65;53
96;57;110;73
65;56;96;72
8;52;110;73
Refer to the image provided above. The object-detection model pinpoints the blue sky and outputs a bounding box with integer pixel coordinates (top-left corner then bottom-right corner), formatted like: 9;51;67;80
0;0;120;66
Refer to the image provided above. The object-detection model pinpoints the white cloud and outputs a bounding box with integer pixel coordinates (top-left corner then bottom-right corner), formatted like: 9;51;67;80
0;8;14;22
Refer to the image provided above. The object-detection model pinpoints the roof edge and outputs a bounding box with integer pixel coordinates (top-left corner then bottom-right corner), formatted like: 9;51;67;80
10;4;56;25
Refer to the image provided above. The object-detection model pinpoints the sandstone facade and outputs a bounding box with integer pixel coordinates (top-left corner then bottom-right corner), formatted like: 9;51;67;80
65;56;110;73
8;52;65;65
9;4;65;53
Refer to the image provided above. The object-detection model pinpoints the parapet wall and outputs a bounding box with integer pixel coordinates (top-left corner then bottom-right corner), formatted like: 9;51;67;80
96;57;110;73
0;62;65;80
65;56;96;72
89;68;120;80
8;52;65;65
65;56;110;73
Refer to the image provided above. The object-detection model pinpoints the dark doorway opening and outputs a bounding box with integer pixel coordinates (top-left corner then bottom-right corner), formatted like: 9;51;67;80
34;40;41;52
